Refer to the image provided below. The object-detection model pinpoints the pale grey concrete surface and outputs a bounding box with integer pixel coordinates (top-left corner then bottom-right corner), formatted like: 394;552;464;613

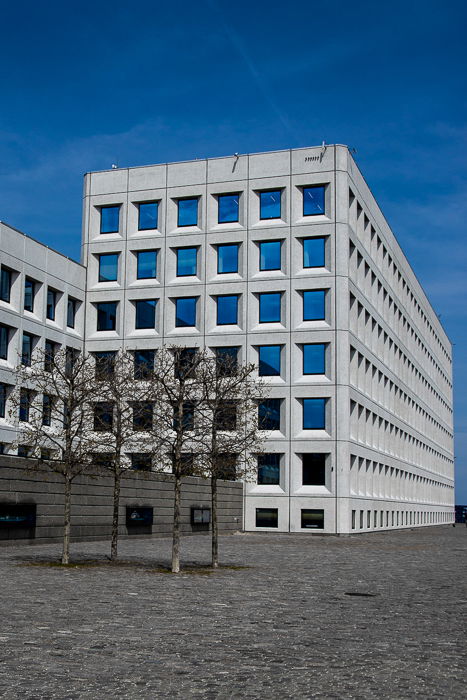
0;525;465;698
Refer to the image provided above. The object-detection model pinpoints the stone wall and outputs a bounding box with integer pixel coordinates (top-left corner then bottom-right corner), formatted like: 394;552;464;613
0;457;243;544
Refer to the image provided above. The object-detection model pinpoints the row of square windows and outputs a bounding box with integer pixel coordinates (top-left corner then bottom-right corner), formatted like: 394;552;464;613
96;237;326;283
98;185;326;233
94;290;326;331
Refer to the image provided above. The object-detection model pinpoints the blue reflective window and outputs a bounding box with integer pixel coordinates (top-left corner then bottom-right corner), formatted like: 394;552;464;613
303;398;326;430
303;290;325;321
98;253;119;282
176;247;197;277
259;190;281;219
217;244;239;274
303;237;325;268
258;345;281;376
137;250;157;279
135;299;157;329
259;240;281;271
100;206;120;234
218;194;239;223
303;344;326;375
175;297;197;327
96;302;117;331
67;298;77;328
217;295;238;325
0;325;9;360
303;186;325;216
177;198;198;227
258;399;281;431
138;201;158;231
46;288;57;321
24;278;35;312
259;292;281;323
21;332;33;366
0;267;11;303
257;454;280;485
134;349;155;379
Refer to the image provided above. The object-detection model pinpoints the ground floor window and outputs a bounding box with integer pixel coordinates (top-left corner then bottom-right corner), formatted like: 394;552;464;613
301;509;324;529
255;508;278;528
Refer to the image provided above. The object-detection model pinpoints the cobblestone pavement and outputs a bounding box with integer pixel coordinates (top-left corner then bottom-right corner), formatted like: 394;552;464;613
0;526;466;699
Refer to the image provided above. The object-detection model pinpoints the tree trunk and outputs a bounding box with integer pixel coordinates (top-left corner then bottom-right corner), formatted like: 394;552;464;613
62;474;72;565
110;470;121;561
211;475;218;568
172;474;182;573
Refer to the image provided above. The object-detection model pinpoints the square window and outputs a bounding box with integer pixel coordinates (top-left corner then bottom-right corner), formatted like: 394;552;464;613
303;186;325;216
137;250;157;279
218;194;239;223
131;453;152;471
177;198;198;227
217;244;239;274
257;454;280;485
93;402;114;431
303;398;326;430
134;349;155;379
138;201;158;231
303;344;326;375
303;237;325;268
216;295;238;325
303;290;325;321
98;253;119;283
302;453;326;485
259;190;281;220
94;351;116;379
259;241;281;271
135;299;157;329
100;205;120;234
67;297;77;328
258;345;281;376
258;398;281;431
133;402;153;431
0;324;10;360
174;347;198;379
214;347;239;376
24;278;36;312
176;247;197;277
214;400;237;431
0;267;12;303
175;297;197;327
46;288;57;321
259;292;281;323
255;508;278;527
96;302;117;331
301;509;324;529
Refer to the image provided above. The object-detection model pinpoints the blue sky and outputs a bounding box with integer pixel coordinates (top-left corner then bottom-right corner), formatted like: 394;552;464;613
1;0;466;499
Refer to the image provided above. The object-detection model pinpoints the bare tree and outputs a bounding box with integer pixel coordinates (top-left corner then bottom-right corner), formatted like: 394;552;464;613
10;346;97;564
196;350;268;568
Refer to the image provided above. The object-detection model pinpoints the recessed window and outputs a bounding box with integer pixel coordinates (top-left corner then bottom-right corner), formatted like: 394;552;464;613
67;297;78;329
301;509;324;529
302;453;326;485
259;241;281;271
135;299;157;329
98;253;119;283
303;290;325;321
303;186;325;216
93;402;114;431
216;295;238;325
0;324;10;360
256;508;278;527
0;267;12;303
42;394;53;427
258;398;281;431
46;288;57;321
0;383;9;418
175;297;197;327
258;345;281;376
257;454;280;485
21;332;35;366
174;347;198;379
214;400;237;431
134;349;155;379
100;205;120;234
214;347;239;376
44;340;58;372
303;398;326;430
303;344;326;375
24;278;36;312
94;351;116;379
259;190;281;220
138;201;158;231
173;401;195;432
217;244;239;274
218;194;239;223
136;250;157;279
177;198;198;227
303;237;325;268
19;389;32;422
176;247;197;277
96;302;117;331
131;453;152;471
133;402;153;431
259;292;281;323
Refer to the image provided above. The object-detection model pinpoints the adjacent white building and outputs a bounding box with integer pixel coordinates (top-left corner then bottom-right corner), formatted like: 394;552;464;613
0;145;455;533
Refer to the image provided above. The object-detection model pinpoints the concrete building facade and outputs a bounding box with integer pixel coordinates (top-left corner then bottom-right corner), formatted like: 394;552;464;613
0;145;455;534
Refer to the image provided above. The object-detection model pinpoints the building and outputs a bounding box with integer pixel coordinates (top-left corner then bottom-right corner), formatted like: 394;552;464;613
0;145;455;533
